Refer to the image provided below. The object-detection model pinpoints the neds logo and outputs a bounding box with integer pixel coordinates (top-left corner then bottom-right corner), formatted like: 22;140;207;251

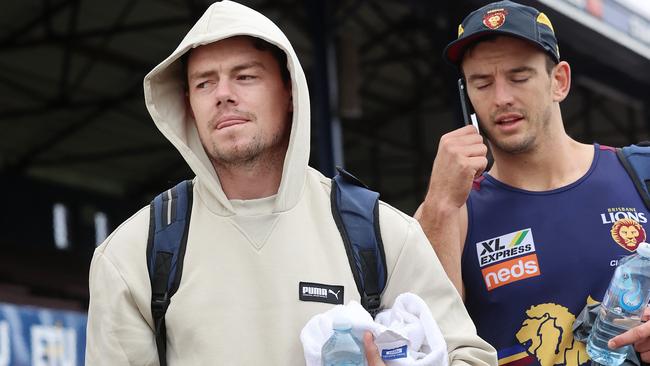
481;253;540;291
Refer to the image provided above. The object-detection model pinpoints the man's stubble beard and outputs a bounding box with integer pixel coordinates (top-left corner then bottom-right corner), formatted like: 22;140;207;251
208;119;291;171
485;104;552;155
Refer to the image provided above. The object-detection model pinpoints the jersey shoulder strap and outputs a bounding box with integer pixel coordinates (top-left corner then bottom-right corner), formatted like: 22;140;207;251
147;180;193;366
617;142;650;210
330;167;387;316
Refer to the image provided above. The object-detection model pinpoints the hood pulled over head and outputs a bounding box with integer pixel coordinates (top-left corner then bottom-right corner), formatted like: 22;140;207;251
143;0;310;215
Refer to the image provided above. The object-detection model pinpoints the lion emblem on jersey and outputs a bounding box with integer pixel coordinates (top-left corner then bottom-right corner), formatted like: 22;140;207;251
611;218;646;251
516;303;589;366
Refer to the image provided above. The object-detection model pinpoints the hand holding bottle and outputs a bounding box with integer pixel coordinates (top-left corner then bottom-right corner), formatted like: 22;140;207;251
320;314;386;366
363;332;386;366
608;307;650;363
587;242;650;366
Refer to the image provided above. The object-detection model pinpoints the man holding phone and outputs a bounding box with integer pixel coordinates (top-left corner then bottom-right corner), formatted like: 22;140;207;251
416;1;650;365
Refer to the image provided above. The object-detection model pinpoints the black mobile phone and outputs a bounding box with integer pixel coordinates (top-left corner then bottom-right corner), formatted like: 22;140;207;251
457;78;479;131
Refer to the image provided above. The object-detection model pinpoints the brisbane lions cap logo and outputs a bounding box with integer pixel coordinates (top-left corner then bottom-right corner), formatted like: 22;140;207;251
483;8;507;29
611;218;646;252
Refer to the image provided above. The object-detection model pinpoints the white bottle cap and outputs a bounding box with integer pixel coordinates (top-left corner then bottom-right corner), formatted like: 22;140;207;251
637;242;650;258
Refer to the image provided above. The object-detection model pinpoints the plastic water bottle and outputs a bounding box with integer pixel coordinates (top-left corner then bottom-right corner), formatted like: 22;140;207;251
587;241;650;366
321;315;367;366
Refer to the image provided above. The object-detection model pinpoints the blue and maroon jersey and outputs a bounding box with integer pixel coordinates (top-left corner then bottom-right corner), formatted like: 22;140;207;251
462;144;648;366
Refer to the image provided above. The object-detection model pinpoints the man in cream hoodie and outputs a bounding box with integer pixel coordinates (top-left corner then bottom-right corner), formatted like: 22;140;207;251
85;1;496;365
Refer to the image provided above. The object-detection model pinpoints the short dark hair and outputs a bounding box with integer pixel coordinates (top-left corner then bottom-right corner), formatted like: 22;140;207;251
249;37;290;84
462;35;557;75
181;35;290;88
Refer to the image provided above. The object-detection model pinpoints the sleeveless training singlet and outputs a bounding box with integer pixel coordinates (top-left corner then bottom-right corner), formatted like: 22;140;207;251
463;144;649;366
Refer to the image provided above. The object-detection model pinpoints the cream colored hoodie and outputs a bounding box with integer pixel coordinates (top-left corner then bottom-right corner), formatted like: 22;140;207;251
85;1;497;365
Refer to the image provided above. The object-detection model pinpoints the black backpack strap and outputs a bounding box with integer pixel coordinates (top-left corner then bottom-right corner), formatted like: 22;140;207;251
146;180;193;366
331;167;387;317
616;142;650;210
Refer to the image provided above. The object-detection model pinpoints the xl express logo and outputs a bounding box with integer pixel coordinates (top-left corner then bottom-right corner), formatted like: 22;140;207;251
475;229;541;291
476;228;536;267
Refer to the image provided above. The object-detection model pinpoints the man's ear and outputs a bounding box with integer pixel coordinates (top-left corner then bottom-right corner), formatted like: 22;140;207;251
551;61;571;103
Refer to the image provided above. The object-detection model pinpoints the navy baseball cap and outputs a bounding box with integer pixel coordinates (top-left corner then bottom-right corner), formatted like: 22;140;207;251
443;0;560;66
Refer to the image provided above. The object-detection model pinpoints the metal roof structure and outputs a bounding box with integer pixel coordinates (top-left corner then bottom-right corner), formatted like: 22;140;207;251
1;0;468;210
2;0;650;208
1;0;650;307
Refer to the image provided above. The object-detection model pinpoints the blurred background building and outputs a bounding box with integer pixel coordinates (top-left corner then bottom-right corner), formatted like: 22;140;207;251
1;0;649;363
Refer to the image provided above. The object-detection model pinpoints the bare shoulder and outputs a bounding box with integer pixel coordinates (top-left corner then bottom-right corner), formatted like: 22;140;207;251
576;141;595;158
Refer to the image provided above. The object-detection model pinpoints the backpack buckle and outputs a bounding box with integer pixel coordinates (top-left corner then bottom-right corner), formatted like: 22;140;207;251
362;293;382;317
151;292;170;320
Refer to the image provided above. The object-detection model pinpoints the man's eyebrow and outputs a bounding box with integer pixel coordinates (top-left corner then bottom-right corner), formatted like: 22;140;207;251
466;73;492;84
231;61;266;73
465;66;538;83
188;70;216;81
188;61;267;81
507;66;537;74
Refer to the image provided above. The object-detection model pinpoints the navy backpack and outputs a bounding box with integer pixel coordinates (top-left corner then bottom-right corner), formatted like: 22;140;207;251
146;168;387;366
617;142;650;210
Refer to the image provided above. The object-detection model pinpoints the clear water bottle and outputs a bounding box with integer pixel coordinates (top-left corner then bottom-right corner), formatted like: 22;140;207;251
587;241;650;366
321;315;367;366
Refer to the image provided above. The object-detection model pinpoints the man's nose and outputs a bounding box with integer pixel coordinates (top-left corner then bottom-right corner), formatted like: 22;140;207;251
215;81;237;106
493;79;515;108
